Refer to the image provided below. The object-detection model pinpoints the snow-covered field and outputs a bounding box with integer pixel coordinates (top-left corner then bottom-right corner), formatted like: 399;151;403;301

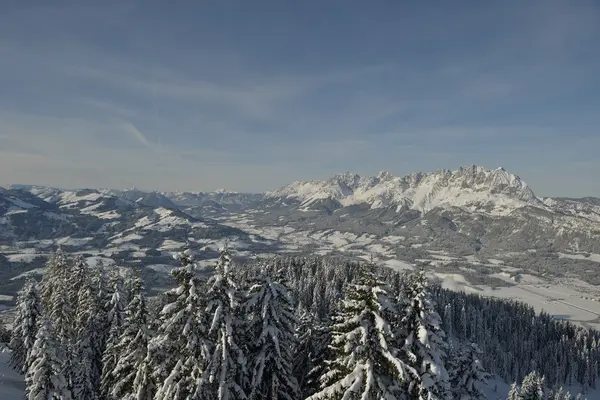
0;352;24;399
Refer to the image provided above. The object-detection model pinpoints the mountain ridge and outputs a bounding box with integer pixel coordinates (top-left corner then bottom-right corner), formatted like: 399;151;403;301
265;165;541;216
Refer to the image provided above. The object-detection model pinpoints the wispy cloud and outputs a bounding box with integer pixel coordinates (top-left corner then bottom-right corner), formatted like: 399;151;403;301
120;123;151;147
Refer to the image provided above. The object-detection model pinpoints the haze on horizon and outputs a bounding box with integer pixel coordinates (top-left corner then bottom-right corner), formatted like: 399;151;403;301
1;1;599;197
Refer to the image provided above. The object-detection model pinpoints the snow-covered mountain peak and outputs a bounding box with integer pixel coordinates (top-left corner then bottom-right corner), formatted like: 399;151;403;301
266;165;540;215
376;171;394;181
214;188;239;194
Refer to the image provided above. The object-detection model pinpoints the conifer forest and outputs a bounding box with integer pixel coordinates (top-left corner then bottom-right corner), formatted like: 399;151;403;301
3;248;597;400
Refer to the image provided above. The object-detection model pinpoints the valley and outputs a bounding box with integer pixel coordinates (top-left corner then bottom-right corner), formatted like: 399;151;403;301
2;165;600;329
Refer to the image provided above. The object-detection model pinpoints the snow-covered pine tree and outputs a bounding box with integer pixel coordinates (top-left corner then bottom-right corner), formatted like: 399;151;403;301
550;387;565;400
40;249;66;307
10;278;43;375
203;248;248;400
72;260;105;400
245;268;299;400
25;316;72;400
519;371;545;400
293;307;331;398
150;249;209;400
447;343;490;400
400;269;451;400
507;383;520;400
307;263;419;400
100;268;126;399
41;249;75;347
110;276;153;400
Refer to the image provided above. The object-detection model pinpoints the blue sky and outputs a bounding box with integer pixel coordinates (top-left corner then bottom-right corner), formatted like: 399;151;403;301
1;1;599;196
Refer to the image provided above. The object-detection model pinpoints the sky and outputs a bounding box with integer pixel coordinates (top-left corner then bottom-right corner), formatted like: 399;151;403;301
1;1;599;196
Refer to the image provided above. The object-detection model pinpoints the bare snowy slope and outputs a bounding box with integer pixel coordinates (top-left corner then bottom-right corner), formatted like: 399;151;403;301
266;165;542;216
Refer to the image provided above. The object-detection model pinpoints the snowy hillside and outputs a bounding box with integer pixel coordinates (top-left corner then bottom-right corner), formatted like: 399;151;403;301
266;165;541;216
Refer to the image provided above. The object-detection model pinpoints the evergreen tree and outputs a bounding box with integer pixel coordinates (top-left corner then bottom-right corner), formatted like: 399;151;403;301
111;276;153;400
447;343;489;400
10;279;43;374
550;387;565;400
72;272;104;400
41;249;74;347
150;249;209;400
25;317;72;400
203;248;248;400
245;270;299;400
507;383;520;400
400;269;451;400
307;264;418;399
100;269;126;398
293;308;331;398
519;371;545;400
69;257;106;400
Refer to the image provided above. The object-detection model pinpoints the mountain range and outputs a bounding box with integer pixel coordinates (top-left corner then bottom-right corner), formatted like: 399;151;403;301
2;165;600;298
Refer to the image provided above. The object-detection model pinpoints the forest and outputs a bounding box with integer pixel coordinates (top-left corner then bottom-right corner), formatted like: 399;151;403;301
5;248;596;400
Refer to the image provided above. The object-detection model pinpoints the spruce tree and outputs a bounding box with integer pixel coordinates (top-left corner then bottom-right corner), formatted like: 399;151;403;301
293;308;331;398
100;269;126;399
72;261;104;400
307;264;418;399
110;276;153;400
150;249;209;400
203;248;248;400
41;249;74;346
519;371;545;400
400;269;451;400
25;317;72;400
507;383;520;400
447;343;489;400
10;279;43;375
245;270;299;400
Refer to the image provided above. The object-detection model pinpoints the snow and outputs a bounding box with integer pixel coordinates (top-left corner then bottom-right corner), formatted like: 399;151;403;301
265;166;538;216
0;352;24;399
111;233;143;244
54;236;93;247
154;207;173;218
10;268;46;281
5;209;27;216
384;259;414;272
381;235;406;244
145;264;174;273
90;210;121;219
85;256;116;267
5;253;44;263
558;252;600;263
159;240;186;251
134;216;153;228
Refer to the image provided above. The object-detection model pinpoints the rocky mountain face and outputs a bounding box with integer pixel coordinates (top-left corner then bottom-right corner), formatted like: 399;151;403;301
255;166;599;254
265;165;541;215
